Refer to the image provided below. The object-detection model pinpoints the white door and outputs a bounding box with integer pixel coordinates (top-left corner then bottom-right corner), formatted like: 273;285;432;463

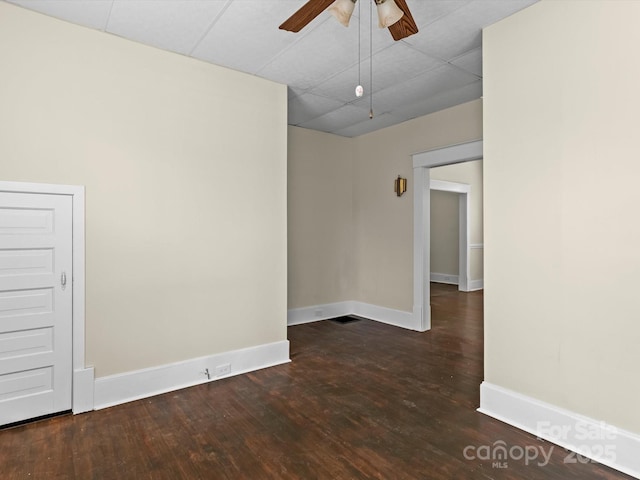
0;192;73;425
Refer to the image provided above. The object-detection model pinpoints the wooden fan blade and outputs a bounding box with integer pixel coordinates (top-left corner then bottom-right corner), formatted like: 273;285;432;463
279;0;336;33
388;0;419;41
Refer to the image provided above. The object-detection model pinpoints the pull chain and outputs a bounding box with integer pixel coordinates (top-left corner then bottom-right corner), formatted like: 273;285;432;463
369;0;374;119
356;0;363;98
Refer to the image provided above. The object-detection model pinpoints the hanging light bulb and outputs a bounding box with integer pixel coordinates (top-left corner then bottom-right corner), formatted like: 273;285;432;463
355;85;364;97
374;0;404;28
328;0;358;27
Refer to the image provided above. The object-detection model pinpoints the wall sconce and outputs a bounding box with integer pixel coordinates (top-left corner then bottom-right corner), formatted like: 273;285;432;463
394;175;407;197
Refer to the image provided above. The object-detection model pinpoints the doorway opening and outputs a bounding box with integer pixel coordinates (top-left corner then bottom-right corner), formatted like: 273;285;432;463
430;179;470;292
412;140;483;331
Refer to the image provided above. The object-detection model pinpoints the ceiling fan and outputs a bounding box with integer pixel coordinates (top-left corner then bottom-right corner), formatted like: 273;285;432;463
279;0;418;41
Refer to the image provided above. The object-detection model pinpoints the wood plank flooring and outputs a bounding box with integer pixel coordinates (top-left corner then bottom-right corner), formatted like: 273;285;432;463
0;284;633;479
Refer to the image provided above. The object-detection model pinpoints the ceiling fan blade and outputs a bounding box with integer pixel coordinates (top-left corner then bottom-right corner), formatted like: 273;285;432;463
388;0;419;41
279;0;337;33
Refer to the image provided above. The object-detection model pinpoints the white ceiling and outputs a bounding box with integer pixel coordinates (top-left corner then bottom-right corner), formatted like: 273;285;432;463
5;0;539;137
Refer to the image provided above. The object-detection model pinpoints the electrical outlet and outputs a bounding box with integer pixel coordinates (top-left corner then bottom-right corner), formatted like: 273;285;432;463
215;363;231;377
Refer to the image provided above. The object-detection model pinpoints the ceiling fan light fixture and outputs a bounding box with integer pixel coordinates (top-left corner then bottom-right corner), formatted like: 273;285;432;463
328;0;357;27
374;0;404;28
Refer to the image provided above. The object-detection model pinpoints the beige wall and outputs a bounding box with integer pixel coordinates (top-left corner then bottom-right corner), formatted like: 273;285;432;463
430;190;459;277
288;101;482;313
431;160;484;282
0;4;288;378
287;127;355;308
353;101;483;311
484;0;640;433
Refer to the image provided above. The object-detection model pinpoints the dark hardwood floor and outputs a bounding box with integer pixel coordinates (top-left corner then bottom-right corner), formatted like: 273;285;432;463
0;284;632;479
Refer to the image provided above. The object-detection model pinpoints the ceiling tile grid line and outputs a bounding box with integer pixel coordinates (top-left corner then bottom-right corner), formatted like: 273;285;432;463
103;0;115;32
290;46;481;129
106;1;233;56
186;0;235;57
307;45;446;98
254;16;335;79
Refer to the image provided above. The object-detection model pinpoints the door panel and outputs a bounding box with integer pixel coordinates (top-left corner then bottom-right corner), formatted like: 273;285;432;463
0;193;72;425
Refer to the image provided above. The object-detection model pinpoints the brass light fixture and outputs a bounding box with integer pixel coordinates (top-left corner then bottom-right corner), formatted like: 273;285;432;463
394;175;407;197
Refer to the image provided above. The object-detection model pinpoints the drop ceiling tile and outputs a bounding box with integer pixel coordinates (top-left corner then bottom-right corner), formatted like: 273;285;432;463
403;13;481;61
391;80;483;123
450;47;482;77
402;0;471;28
371;44;444;87
333;112;406;138
288;93;345;126
298;104;371;134
257;17;358;90
7;0;113;30
191;1;304;75
308;62;362;104
469;0;540;26
106;1;227;56
352;64;478;113
288;86;307;100
310;43;444;103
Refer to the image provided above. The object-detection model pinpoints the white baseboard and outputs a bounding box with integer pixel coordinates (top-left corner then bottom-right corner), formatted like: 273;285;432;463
73;367;94;414
94;340;290;410
287;301;352;326
430;273;484;291
288;301;417;330
430;272;459;285
479;382;640;479
352;302;416;330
